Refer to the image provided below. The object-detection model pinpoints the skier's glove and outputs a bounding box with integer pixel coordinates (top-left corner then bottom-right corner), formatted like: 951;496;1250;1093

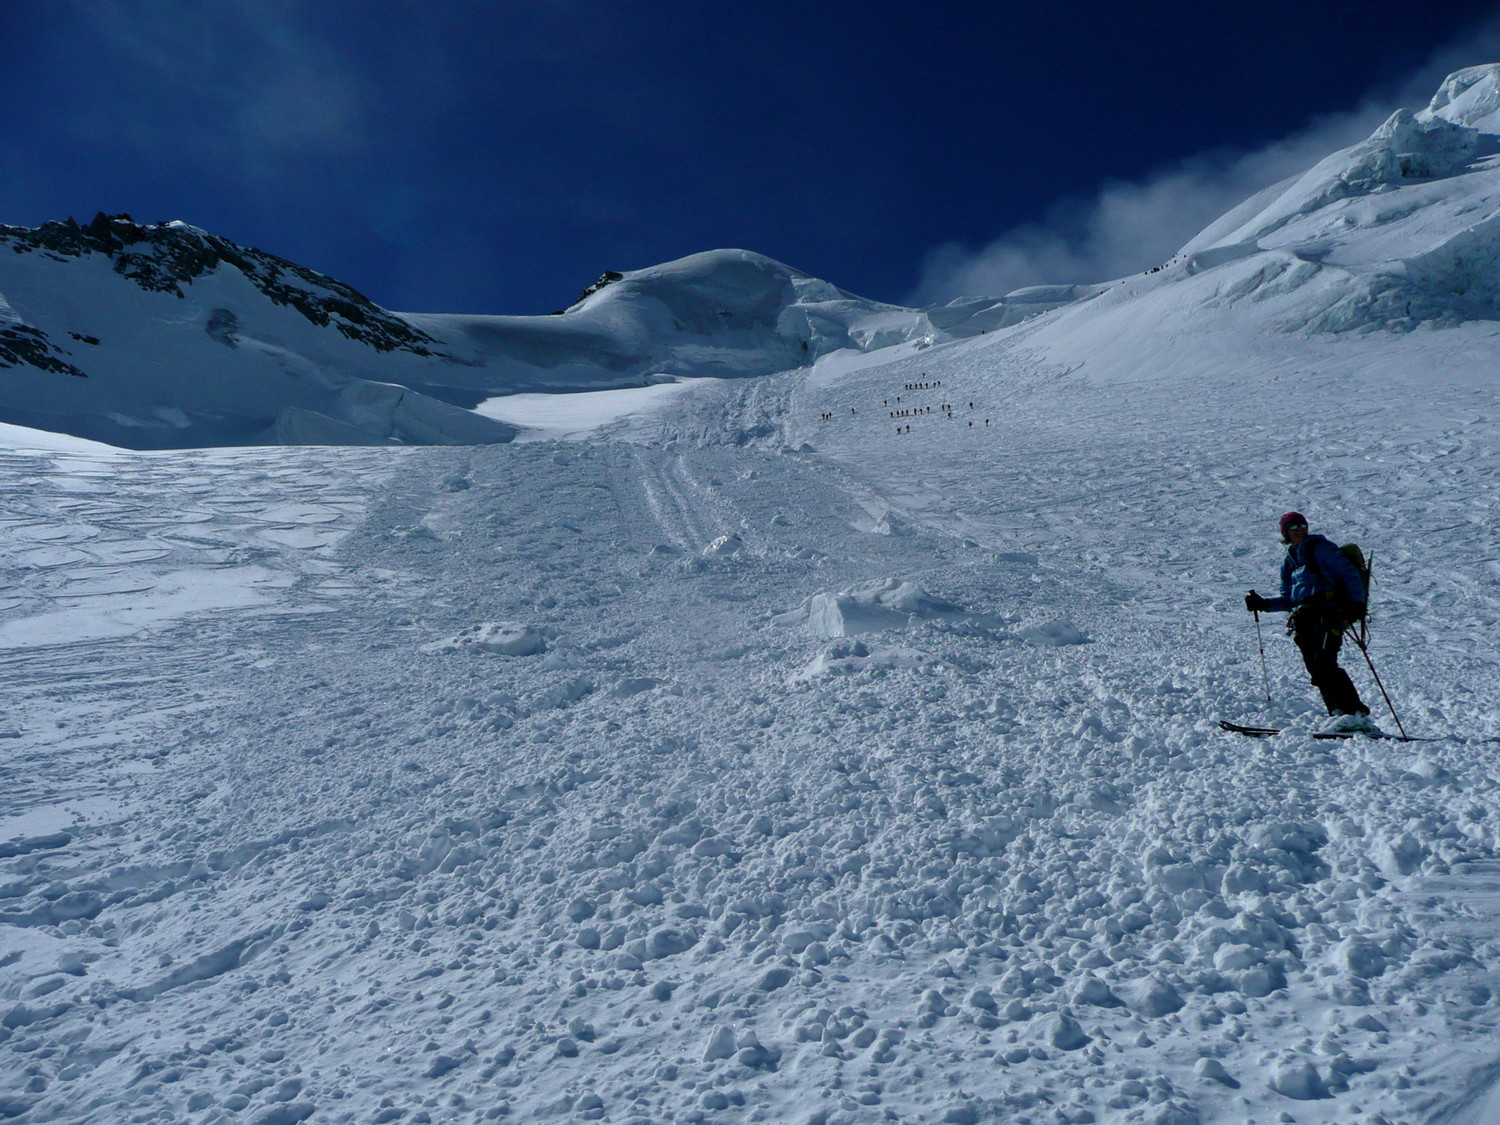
1245;591;1270;613
1345;602;1367;623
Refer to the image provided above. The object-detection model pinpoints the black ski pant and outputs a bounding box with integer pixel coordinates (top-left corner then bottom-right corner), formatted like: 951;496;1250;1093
1290;604;1368;716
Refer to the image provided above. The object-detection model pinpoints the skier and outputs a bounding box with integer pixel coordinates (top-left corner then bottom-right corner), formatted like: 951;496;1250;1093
1244;512;1372;731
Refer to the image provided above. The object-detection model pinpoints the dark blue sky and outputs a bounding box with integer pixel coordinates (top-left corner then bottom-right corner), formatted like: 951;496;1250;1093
5;2;1499;313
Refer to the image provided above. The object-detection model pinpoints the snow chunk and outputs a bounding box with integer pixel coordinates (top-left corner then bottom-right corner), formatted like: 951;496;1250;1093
623;926;699;961
1221;863;1269;896
793;638;926;681
1127;975;1185;1017
702;1025;737;1062
1248;820;1325;854
1017;618;1090;646
1032;1010;1090;1051
967;988;998;1013
1330;936;1388;979
248;1104;315;1125
757;966;795;991
1373;830;1426;878
1148;862;1205;895
1403;756;1453;786
609;676;662;698
775;578;962;637
1269;1059;1330;1100
1213;944;1263;973
421;622;544;656
703;534;743;557
1072;975;1124;1008
1196;1058;1240;1088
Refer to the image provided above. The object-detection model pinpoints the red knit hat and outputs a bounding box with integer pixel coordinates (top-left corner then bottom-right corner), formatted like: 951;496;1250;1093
1279;511;1307;539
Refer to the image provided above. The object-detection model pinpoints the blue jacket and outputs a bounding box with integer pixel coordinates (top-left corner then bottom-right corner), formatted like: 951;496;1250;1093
1263;534;1366;612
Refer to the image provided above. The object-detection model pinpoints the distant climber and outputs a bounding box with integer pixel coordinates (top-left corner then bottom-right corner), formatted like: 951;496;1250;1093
1245;512;1371;730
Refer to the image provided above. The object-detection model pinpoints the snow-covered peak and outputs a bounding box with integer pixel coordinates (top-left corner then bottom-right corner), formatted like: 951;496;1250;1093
1;213;445;356
1181;104;1492;256
552;248;893;359
566;249;851;324
1132;67;1500;334
0;213;522;447
1420;63;1500;133
406;248;942;391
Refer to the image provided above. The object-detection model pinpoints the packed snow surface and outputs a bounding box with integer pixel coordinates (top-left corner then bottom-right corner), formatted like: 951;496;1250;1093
4;65;1500;1125
475;380;715;443
4;288;1500;1125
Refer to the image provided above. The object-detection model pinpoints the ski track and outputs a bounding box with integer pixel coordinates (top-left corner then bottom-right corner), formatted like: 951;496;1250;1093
3;334;1500;1125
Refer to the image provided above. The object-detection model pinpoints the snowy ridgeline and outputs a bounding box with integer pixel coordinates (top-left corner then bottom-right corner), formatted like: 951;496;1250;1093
2;64;1500;1125
4;67;1500;452
0;232;1055;451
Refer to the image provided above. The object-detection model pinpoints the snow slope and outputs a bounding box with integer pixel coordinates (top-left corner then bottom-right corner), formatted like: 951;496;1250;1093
3;65;1500;1125
0;217;519;450
0;223;1057;450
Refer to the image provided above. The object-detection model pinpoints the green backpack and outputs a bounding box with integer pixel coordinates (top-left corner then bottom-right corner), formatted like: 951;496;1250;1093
1338;543;1371;597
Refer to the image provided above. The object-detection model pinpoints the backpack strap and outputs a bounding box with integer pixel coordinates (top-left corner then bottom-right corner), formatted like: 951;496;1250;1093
1300;539;1341;604
1299;539;1324;589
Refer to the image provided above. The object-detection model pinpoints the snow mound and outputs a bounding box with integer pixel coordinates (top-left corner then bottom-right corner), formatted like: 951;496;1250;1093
792;638;926;680
410;249;941;396
1017;617;1090;646
0;420;120;453
420;621;545;656
775;578;963;637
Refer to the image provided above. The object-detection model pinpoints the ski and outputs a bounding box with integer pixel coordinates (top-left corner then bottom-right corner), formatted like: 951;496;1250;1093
1218;720;1438;742
1219;720;1280;737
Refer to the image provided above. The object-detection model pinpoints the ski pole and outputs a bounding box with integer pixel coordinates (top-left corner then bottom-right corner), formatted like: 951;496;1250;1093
1253;609;1271;704
1344;549;1406;736
1349;631;1409;740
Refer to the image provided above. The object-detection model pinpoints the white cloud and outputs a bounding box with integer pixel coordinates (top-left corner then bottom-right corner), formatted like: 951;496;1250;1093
910;23;1500;303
